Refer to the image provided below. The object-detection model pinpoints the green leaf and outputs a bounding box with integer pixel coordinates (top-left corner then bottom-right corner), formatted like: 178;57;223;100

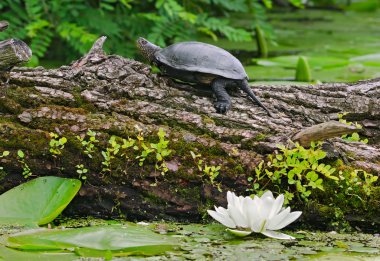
17;150;24;158
0;176;81;226
0;245;77;261
6;225;178;257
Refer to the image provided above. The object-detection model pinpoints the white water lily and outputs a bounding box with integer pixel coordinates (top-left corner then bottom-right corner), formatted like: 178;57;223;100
207;191;302;239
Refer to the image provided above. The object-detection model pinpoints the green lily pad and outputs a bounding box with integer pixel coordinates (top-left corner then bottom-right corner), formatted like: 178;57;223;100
6;225;179;257
349;246;380;254
0;245;77;261
0;177;81;226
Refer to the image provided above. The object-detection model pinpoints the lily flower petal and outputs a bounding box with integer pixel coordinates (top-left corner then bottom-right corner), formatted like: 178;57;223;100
261;230;295;240
266;207;291;230
215;206;229;216
268;194;284;219
227;203;249;228
272;211;302;230
208;190;301;240
207;210;236;228
226;229;252;237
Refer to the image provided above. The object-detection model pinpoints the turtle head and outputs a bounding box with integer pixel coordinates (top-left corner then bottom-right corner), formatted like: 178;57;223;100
136;37;161;63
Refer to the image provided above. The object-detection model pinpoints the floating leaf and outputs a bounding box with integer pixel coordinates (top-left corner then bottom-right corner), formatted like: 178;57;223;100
0;245;77;261
0;176;81;226
6;225;178;258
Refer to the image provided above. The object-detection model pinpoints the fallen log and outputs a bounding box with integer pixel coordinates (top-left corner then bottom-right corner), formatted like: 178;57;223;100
0;37;379;229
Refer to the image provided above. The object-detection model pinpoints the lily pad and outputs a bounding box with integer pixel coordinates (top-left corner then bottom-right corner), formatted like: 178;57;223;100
6;225;178;257
0;245;76;261
0;176;81;226
349;246;380;254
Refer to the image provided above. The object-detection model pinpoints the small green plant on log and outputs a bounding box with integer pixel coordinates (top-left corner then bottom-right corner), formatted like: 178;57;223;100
76;164;88;181
336;168;378;208
248;142;378;208
150;128;171;175
248;142;338;203
49;133;67;157
76;130;99;180
98;127;171;176
190;151;222;191
136;128;171;176
77;129;99;159
101;136;120;174
338;112;368;143
17;150;32;178
0;150;9;170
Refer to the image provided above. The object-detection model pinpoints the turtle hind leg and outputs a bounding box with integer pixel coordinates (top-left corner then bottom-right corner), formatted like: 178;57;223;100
211;78;232;114
240;79;273;117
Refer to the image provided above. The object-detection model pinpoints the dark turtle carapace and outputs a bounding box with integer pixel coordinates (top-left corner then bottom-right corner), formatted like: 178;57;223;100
136;37;272;116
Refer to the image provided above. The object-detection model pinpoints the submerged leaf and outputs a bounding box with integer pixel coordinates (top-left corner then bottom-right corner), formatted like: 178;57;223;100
0;176;81;225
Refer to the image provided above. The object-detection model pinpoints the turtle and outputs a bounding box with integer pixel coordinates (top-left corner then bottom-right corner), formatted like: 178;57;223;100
136;37;272;116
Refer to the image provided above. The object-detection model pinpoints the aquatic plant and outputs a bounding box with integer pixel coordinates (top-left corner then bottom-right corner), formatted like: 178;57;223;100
295;56;312;82
208;191;301;239
0;176;81;226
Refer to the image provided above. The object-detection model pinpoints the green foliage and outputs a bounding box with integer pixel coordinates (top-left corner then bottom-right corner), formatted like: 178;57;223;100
249;142;337;203
295;56;312;82
190;151;221;191
49;132;67;157
336;168;378;208
248;142;378;210
136;128;171;176
0;150;10;170
76;129;99;159
0;0;300;64
76;164;88;181
0;176;81;226
101;136;120;174
100;127;171;176
338;112;368;143
17;149;32;178
76;130;99;180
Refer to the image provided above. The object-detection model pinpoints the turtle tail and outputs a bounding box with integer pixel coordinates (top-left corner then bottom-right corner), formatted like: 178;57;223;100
240;79;273;117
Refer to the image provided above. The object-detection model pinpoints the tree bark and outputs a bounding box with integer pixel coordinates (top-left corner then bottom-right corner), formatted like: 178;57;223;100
0;37;379;229
0;39;32;70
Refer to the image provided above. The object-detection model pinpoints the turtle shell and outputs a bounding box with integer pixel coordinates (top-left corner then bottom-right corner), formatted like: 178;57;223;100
155;42;248;80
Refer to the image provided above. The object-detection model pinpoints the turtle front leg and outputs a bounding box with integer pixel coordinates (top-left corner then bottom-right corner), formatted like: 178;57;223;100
211;78;232;114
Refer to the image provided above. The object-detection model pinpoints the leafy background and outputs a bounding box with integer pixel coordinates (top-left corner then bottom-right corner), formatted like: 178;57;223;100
0;0;302;66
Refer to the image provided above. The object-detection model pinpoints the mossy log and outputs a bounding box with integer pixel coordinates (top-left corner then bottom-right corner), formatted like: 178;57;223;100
0;39;32;71
0;37;379;229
